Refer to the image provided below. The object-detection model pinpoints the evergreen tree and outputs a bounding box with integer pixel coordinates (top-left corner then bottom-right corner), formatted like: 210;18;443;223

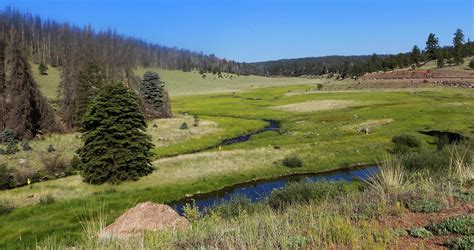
469;59;474;69
77;82;154;184
410;45;421;65
425;33;440;60
453;29;465;65
437;51;445;68
74;62;106;125
140;71;171;118
1;34;60;139
38;63;48;75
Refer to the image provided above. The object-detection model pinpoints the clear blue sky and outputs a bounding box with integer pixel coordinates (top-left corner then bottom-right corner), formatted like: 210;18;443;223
1;0;472;62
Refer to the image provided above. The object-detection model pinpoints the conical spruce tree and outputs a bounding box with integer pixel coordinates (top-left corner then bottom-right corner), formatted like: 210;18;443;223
140;71;171;118
77;82;154;184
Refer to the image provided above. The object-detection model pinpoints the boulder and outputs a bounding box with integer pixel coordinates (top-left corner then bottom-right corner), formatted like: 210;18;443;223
98;202;189;240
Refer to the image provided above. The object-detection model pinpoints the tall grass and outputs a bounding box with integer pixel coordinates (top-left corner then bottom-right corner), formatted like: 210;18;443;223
447;144;473;184
365;155;409;203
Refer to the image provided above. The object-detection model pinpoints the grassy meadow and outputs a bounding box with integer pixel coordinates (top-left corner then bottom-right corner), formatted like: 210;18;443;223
1;64;473;248
1;80;473;247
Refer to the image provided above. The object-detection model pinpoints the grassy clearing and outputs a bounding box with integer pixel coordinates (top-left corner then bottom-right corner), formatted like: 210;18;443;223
31;63;61;100
0;84;473;247
135;67;319;96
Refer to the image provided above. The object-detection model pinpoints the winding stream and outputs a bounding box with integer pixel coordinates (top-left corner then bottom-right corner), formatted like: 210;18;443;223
170;165;378;215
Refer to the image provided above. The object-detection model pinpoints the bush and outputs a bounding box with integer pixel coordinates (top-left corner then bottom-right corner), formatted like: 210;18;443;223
444;236;474;249
21;140;32;151
193;115;200;127
267;181;356;210
47;144;55;153
426;215;474;236
392;134;421;153
0;201;15;215
183;201;201;222
206;195;256;218
179;122;189;130
39;194;55;205
409;227;433;239
5;141;19;155
282;155;303;168
69;155;81;170
0;128;16;144
41;154;67;175
400;150;450;173
406;199;442;213
469;59;474;69
10;166;36;185
0;163;15;190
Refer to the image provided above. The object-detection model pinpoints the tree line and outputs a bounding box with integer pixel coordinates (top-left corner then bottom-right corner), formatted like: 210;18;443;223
250;30;474;78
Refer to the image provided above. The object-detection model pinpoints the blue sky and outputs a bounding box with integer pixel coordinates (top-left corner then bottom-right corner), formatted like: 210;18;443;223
1;0;472;62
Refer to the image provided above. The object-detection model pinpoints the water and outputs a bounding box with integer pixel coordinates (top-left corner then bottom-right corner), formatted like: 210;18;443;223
170;165;379;215
220;119;280;145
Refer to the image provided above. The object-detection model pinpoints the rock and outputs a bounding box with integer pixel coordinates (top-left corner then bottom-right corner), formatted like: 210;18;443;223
98;202;189;240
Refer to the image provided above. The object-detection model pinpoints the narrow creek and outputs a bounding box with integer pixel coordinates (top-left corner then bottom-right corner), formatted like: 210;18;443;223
170;165;379;215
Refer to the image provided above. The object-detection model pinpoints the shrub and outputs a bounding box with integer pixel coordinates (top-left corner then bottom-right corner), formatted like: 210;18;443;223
0;128;16;144
454;191;474;203
0;200;15;215
180;122;189;130
39;194;55;205
392;134;421;153
5;141;19;155
38;62;48;75
267;181;356;210
47;144;55;152
282;155;303;168
69;155;81;170
0;163;15;190
444;236;474;249
193;115;200;127
409;227;433;239
11;166;37;185
400;150;450;173
183;201;201;222
406;199;442;213
206;195;255;218
41;154;67;175
21;140;32;151
316;83;324;90
426;215;474;236
469;59;474;69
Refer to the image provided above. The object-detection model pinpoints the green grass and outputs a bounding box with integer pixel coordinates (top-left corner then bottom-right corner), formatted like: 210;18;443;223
135;67;320;96
31;63;61;100
0;84;473;248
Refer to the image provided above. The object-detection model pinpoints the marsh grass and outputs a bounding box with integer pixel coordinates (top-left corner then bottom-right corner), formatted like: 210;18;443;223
447;144;473;184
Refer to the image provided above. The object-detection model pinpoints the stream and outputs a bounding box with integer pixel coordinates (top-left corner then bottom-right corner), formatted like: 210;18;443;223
170;165;378;215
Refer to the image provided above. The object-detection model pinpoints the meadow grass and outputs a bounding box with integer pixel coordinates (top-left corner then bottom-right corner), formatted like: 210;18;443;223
0;84;473;248
31;63;61;100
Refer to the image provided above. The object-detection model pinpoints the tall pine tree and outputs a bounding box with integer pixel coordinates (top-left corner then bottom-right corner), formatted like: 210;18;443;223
425;33;440;61
453;29;465;65
77;82;154;184
1;33;60;139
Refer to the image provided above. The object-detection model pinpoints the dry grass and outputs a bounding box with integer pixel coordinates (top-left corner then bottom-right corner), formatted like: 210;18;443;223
365;156;409;203
148;115;218;147
342;118;394;132
0;147;288;207
271;100;358;113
